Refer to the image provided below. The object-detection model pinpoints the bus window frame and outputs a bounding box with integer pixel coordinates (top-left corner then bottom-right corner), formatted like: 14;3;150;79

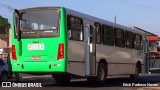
102;24;115;46
125;30;134;49
67;15;84;41
94;22;102;44
115;28;125;48
134;33;142;50
14;8;60;39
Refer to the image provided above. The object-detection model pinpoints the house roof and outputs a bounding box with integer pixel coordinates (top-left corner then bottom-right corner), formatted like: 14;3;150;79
147;36;160;41
150;51;160;55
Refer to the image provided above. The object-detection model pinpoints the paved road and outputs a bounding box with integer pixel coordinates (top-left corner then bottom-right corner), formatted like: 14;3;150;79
1;74;160;90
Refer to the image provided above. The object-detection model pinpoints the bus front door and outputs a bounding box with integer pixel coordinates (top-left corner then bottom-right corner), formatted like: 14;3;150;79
143;37;150;73
84;24;96;76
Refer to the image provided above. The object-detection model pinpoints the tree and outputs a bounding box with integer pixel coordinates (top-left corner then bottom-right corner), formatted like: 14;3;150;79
0;15;10;34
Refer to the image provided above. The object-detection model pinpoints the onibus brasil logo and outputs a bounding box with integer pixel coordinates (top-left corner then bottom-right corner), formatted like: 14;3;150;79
2;82;42;87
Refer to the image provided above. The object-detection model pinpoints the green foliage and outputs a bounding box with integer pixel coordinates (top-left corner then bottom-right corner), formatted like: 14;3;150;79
0;15;10;34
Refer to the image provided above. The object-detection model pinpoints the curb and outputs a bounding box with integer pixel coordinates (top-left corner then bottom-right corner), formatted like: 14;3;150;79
143;87;160;90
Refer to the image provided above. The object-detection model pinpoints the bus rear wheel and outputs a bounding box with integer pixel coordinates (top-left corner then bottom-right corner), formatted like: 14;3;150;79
97;63;107;84
15;73;20;82
87;63;107;84
52;74;71;84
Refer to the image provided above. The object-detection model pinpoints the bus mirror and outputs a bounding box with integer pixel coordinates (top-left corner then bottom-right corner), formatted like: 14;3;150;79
68;30;71;38
14;9;21;41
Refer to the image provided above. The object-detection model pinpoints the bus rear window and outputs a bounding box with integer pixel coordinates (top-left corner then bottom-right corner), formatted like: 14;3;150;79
19;9;59;38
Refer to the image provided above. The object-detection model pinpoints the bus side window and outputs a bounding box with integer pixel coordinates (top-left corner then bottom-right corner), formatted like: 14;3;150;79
102;25;114;46
134;34;142;50
115;28;125;48
67;15;83;41
125;31;134;49
94;22;101;44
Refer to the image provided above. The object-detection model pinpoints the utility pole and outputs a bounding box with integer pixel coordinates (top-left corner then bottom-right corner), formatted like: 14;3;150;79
114;14;117;23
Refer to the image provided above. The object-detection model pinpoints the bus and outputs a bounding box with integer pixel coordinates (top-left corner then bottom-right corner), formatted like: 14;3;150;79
11;7;149;83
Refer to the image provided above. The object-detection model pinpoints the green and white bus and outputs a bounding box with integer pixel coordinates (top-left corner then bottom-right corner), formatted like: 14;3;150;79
11;7;149;83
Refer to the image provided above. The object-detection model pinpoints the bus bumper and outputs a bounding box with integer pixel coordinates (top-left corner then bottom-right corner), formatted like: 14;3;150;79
11;61;66;73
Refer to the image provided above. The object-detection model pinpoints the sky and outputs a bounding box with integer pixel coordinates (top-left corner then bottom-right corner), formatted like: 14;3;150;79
0;0;160;35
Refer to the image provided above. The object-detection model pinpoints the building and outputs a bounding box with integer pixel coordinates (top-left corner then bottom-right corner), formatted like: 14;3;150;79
0;28;11;61
134;26;160;73
147;35;160;73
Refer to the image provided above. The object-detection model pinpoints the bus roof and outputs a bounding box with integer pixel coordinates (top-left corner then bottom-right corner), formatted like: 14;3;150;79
18;6;146;35
65;7;145;35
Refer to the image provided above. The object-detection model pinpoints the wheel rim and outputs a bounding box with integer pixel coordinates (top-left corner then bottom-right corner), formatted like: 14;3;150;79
100;68;105;80
135;67;139;78
98;65;105;81
130;66;139;80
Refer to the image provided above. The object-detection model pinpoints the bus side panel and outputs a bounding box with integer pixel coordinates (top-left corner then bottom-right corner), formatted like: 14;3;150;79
96;44;143;75
67;40;85;76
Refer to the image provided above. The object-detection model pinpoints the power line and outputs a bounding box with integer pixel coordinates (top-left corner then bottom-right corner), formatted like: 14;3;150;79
105;0;160;12
3;0;41;8
0;0;41;24
2;0;31;9
118;0;160;10
0;13;11;17
19;0;39;7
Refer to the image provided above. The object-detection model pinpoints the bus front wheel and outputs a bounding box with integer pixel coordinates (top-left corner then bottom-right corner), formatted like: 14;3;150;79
130;65;139;80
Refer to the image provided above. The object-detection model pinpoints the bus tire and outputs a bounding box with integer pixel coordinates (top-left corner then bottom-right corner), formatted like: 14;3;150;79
130;64;139;80
97;63;107;84
15;73;20;82
52;74;71;84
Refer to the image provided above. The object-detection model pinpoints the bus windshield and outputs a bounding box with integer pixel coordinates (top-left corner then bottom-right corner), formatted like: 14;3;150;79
19;9;59;38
